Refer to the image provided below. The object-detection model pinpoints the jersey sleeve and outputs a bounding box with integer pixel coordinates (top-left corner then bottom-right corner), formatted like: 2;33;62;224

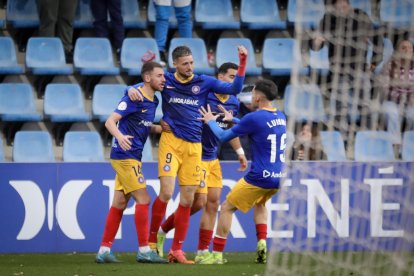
124;82;144;96
114;96;140;117
204;74;244;95
231;113;256;136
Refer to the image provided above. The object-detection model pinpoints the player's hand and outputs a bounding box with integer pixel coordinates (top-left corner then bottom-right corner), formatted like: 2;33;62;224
198;104;220;123
217;104;233;122
237;154;248;172
160;118;172;132
127;87;144;102
117;134;134;151
297;149;305;160
237;45;247;63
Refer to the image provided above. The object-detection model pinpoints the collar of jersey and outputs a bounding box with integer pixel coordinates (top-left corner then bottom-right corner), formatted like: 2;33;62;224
174;72;194;83
261;107;277;112
138;86;154;101
214;93;230;103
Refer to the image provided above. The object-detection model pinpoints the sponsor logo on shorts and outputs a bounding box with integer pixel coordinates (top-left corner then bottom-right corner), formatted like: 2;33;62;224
163;165;171;172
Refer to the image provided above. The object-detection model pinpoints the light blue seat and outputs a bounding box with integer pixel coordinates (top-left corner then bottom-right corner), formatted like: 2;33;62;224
402;131;414;161
141;140;154;162
284;84;326;122
354;131;395;161
309;44;329;76
13;131;55;162
287;0;324;29
382;101;402;144
168;38;214;75
63;131;104;162
195;0;240;29
154;92;163;123
380;0;414;29
320;131;347;161
262;38;308;76
74;0;93;28
0;136;4;162
74;38;120;75
0;37;25;75
92;84;126;122
120;38;160;76
350;0;378;26
147;0;177;28
240;0;286;30
122;0;147;29
26;37;73;75
0;83;42;121
216;38;261;76
6;0;39;28
44;84;90;122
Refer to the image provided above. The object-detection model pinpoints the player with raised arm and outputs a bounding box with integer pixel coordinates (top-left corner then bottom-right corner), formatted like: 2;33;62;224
154;62;248;262
95;61;167;264
198;79;287;264
128;45;247;264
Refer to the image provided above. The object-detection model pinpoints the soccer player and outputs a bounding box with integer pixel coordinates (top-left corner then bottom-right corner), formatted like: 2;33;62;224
198;79;287;264
127;45;247;264
95;61;167;264
154;62;248;262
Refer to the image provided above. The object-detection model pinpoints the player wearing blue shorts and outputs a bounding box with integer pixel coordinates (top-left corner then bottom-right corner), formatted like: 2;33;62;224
198;79;287;265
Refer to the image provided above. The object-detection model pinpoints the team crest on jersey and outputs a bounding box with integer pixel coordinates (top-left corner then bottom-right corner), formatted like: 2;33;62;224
163;165;171;172
192;85;200;94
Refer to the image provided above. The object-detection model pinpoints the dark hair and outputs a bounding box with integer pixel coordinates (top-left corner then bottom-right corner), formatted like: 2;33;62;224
141;61;163;79
172;46;192;61
254;79;278;101
217;62;238;75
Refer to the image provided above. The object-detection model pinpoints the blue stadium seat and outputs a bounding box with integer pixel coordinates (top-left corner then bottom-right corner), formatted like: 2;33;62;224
13;131;55;162
320;131;347;161
74;38;120;75
63;131;104;162
216;38;261;76
402;131;414;161
0;83;42;122
195;0;240;29
6;0;39;28
141;140;154;162
147;0;178;28
122;0;147;29
240;0;286;30
350;0;378;26
92;84;126;122
26;37;73;75
74;0;93;28
154;92;163;123
0;37;25;76
382;101;402;144
120;38;160;76
168;38;214;75
287;0;324;29
284;84;326;122
309;44;329;76
44;84;90;122
0;136;5;162
354;131;395;161
380;0;414;29
262;38;308;76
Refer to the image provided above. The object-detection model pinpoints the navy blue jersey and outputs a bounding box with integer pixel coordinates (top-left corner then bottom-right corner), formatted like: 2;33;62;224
232;108;287;189
110;86;158;161
201;94;239;161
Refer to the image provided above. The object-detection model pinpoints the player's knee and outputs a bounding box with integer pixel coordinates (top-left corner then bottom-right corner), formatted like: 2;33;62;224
159;191;172;202
206;198;220;213
192;196;206;212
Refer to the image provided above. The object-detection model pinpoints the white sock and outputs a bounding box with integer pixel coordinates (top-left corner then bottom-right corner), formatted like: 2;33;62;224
98;246;111;254
197;249;208;255
139;246;151;253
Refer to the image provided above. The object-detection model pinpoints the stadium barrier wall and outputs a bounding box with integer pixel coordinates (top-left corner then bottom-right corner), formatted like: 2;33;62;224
0;162;413;253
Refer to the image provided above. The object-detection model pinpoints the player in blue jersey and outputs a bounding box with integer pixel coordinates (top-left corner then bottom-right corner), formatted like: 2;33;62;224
154;63;248;262
198;79;287;265
95;62;168;264
127;45;247;264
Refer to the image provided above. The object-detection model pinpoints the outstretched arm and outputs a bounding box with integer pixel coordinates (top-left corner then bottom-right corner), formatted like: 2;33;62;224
199;105;238;143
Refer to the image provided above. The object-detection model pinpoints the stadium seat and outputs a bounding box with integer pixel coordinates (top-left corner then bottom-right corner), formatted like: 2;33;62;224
74;0;93;28
402;131;414;161
74;38;120;75
381;101;402;144
122;0;147;29
380;0;414;29
195;0;240;29
44;83;91;123
0;136;5;162
320;131;347;161
154;92;163;123
26;37;73;75
147;0;178;28
240;0;286;30
92;84;126;123
141;140;154;162
13;131;55;162
283;84;326;122
262;38;308;76
6;0;39;28
120;38;160;76
287;0;324;29
354;131;395;161
168;38;215;75
309;44;330;76
216;38;261;75
0;37;25;78
350;0;377;26
63;131;104;162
